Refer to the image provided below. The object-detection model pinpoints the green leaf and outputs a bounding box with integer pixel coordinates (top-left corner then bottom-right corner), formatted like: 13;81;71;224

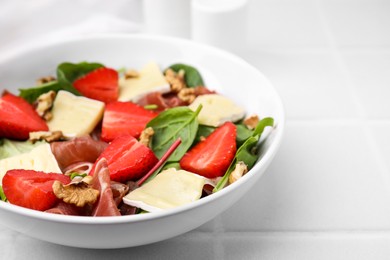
213;117;274;193
0;186;7;202
161;162;181;171
235;123;253;147
147;105;201;161
19;81;63;103
0;139;44;160
167;63;204;87
57;62;104;84
18;61;102;103
194;125;215;144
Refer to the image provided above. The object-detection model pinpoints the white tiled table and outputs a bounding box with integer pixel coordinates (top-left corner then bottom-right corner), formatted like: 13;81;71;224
1;0;390;259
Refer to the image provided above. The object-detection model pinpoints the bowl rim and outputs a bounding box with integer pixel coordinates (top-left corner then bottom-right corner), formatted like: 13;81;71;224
0;33;285;224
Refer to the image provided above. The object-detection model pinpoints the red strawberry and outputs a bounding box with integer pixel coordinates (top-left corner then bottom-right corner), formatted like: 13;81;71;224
92;135;158;182
101;101;158;142
180;122;237;178
0;93;48;140
73;67;119;103
2;170;70;211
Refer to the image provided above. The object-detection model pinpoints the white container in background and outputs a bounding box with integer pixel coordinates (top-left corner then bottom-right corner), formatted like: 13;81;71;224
142;0;191;38
191;0;249;51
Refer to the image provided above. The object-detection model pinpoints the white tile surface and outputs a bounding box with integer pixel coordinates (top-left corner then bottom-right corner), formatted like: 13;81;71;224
221;122;390;231
247;0;329;48
239;51;360;119
342;52;390;118
321;0;390;47
222;233;390;260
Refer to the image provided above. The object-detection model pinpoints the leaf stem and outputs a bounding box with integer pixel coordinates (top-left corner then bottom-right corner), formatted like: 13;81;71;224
137;138;182;186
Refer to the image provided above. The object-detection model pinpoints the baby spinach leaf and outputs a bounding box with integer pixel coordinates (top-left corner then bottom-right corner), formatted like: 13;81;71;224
161;162;181;171
194;125;215;144
147;105;202;162
0;186;7;202
19;80;74;103
236;123;253;147
168;63;204;87
18;61;101;103
213;117;274;193
57;62;103;84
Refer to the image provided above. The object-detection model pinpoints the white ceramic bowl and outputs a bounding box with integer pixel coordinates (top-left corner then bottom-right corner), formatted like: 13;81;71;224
0;34;284;249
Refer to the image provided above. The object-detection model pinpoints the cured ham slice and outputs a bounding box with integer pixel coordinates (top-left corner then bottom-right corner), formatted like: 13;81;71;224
45;201;81;216
50;136;107;171
136;87;216;112
91;158;121;216
110;181;129;206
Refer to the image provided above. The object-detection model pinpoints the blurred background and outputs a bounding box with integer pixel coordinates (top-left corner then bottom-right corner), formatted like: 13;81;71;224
2;0;390;259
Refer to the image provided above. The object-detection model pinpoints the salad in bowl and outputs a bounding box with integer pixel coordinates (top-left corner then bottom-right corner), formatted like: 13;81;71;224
0;34;284;248
0;60;273;216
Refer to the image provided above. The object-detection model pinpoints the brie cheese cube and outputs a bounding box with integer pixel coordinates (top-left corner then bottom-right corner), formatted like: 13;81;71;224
188;94;245;127
123;168;206;212
0;143;62;183
118;62;170;102
47;91;104;137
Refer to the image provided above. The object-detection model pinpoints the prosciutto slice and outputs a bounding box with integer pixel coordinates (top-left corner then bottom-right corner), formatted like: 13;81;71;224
45;201;81;216
51;136;108;171
137;87;216;112
110;181;129;206
91;158;121;216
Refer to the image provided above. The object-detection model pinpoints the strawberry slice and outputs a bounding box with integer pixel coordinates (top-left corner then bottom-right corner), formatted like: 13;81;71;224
73;67;119;103
180;122;237;178
2;170;70;211
101;101;158;142
0;93;48;140
92;135;159;182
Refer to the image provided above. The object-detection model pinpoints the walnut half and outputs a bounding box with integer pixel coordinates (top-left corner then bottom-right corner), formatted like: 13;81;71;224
53;178;99;207
228;161;248;184
139;127;154;147
29;130;65;143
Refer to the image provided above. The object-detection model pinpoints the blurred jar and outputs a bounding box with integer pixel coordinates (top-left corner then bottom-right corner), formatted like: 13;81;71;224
142;0;191;38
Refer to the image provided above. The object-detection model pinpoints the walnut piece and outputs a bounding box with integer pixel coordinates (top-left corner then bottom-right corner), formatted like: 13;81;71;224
228;161;248;184
52;178;99;207
29;130;65;143
178;88;196;104
35;90;56;119
139;127;154;147
124;69;140;79
36;76;56;85
243;114;260;130
165;68;186;92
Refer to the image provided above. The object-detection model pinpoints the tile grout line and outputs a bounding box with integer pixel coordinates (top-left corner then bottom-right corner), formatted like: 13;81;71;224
315;0;390;194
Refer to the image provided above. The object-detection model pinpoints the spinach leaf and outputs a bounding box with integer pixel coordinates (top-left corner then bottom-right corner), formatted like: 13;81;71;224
213;117;274;193
0;139;44;160
19;81;65;103
19;61;104;103
168;63;204;87
56;62;103;84
194;125;215;144
161;162;181;171
236;123;253;147
0;186;7;202
147;105;201;161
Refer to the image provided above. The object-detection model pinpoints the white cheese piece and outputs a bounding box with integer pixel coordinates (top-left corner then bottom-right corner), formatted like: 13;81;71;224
47;91;104;137
188;94;245;127
123;168;207;212
0;143;62;183
118;62;170;102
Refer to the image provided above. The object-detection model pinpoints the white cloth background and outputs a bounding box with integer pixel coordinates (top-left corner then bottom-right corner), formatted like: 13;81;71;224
0;0;143;57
